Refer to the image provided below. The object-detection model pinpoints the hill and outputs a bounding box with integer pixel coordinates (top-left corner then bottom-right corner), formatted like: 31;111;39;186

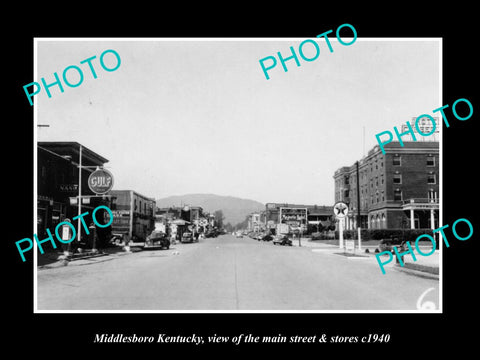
155;194;265;227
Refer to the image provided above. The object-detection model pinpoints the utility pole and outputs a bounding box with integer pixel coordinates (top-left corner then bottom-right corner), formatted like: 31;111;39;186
356;161;362;251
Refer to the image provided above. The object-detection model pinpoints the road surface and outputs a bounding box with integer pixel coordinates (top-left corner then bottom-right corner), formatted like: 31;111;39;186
36;234;439;311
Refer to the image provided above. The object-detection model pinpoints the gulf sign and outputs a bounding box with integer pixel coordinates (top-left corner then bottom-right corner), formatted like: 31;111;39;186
88;168;114;195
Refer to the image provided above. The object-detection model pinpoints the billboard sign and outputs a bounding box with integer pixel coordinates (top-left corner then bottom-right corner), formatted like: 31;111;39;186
280;208;307;224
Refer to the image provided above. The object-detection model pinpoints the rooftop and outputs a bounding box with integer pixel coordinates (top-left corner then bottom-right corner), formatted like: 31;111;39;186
38;141;109;166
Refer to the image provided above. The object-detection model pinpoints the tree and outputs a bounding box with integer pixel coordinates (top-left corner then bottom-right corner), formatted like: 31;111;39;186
213;209;225;229
235;215;249;231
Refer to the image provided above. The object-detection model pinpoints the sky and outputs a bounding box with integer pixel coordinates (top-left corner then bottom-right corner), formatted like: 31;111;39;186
36;38;440;205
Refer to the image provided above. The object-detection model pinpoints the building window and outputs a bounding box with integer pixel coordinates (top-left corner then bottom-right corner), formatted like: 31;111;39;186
345;177;349;185
393;174;402;184
394;189;402;201
427;156;435;167
393;156;401;166
381;174;384;185
427;174;436;184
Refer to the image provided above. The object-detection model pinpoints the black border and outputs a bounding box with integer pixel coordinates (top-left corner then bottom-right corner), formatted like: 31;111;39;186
7;5;478;355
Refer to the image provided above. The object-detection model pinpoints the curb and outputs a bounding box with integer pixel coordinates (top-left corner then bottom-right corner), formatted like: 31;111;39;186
393;264;439;280
69;252;109;261
38;248;139;269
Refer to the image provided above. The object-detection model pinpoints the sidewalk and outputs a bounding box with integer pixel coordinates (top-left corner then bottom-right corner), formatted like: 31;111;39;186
37;244;142;269
294;238;440;279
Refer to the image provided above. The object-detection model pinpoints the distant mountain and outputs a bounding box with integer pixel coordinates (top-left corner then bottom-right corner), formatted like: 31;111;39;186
155;193;265;226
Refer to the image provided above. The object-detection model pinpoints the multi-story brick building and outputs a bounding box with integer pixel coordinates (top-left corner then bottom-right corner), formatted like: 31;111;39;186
333;141;439;230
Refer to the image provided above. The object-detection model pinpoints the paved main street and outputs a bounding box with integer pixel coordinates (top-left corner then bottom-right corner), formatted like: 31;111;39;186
37;234;439;311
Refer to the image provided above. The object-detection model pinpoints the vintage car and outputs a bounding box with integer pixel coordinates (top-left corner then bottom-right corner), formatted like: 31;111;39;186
273;235;293;246
144;230;170;250
261;233;273;241
205;230;217;238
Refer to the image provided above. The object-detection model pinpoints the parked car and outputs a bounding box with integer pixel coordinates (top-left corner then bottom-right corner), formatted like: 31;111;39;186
273;235;292;246
144;230;170;250
262;234;273;241
205;230;217;238
235;231;243;238
181;231;194;243
311;232;322;240
378;237;406;252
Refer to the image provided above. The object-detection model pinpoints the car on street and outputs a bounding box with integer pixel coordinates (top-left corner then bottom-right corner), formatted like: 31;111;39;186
235;231;243;238
261;234;273;241
144;230;171;250
205;230;218;238
273;235;293;246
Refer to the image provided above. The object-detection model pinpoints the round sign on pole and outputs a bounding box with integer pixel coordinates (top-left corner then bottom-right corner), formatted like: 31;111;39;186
333;201;349;219
88;168;114;195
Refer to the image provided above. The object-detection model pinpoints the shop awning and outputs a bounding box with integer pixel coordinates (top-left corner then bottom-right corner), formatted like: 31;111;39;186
171;219;190;225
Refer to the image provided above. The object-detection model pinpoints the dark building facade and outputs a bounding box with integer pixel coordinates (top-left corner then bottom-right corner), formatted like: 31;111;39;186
333;141;439;230
110;190;156;241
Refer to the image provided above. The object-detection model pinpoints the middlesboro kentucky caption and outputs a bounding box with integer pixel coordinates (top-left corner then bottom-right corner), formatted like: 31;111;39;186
94;333;204;345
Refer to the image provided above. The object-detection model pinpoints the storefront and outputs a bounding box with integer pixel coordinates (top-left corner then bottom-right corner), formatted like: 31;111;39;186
37;142;110;251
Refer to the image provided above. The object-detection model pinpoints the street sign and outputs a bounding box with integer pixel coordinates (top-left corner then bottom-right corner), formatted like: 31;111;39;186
333;201;348;250
88;168;114;195
333;201;349;219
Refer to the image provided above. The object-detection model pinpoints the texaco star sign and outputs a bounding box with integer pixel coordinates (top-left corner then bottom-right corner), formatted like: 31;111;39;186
333;201;349;218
